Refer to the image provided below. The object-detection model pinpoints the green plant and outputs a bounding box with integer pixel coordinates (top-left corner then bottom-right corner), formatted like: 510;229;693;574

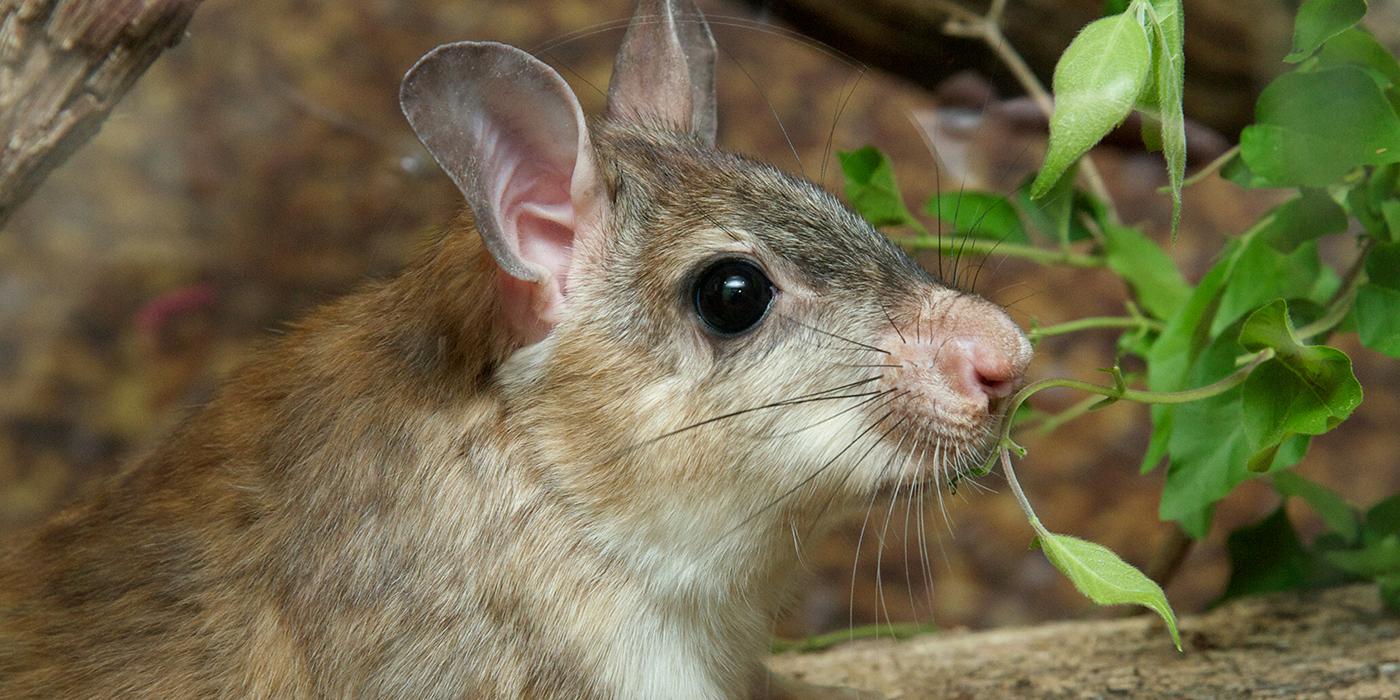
839;0;1400;647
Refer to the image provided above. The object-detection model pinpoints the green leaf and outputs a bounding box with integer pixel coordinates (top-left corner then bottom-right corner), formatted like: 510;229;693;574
1382;199;1400;243
1212;241;1329;336
1285;0;1368;63
1141;249;1236;474
1160;335;1252;533
1315;28;1400;88
1237;301;1363;466
1324;535;1400;577
1242;354;1359;446
1016;170;1091;244
1219;151;1272;189
1032;12;1152;196
1220;507;1319;602
1365;241;1400;290
1272;471;1360;543
1239;300;1363;409
1255;190;1349;254
1348;165;1400;239
1365;494;1400;540
1355;285;1400;357
1139;111;1163;151
1102;224;1190;319
1378;573;1400;612
925;191;1028;243
1158;322;1315;534
838;146;919;228
1034;530;1181;650
1143;0;1187;236
1103;0;1131;15
1240;66;1400;187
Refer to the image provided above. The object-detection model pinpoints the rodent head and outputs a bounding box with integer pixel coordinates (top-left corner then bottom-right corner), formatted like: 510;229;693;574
401;0;1030;560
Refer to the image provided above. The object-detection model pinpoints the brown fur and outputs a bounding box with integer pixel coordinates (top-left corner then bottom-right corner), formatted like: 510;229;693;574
1;108;1024;697
0;228;529;696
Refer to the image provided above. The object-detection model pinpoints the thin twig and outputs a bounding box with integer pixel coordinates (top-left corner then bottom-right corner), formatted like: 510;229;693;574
1029;315;1164;341
1296;237;1376;341
930;0;1118;225
1175;145;1240;190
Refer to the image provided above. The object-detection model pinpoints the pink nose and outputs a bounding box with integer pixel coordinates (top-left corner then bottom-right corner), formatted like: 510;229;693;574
942;337;1024;409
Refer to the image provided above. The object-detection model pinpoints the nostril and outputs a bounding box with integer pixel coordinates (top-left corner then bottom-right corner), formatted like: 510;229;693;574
947;338;1023;406
972;353;1020;399
976;372;1016;400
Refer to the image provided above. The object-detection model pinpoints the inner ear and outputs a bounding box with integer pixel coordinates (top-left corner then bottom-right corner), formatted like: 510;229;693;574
607;0;717;143
400;41;609;345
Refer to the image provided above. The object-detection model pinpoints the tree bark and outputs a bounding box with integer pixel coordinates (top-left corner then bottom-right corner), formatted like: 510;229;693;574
0;0;203;227
771;585;1400;698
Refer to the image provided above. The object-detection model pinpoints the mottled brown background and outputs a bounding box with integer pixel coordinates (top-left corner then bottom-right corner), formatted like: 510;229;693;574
2;0;1397;640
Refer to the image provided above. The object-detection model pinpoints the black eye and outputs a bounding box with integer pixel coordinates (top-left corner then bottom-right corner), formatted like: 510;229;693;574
692;258;775;336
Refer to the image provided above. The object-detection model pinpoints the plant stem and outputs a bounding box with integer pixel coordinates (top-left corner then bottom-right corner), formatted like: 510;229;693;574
1296;237;1375;341
1030;316;1164;340
1176;145;1240;190
1001;448;1047;535
900;234;1105;268
1026;393;1114;436
934;1;1118;223
769;621;938;654
998;349;1275;446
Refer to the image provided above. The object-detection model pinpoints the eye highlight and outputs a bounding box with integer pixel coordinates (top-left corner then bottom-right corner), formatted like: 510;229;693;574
692;258;775;337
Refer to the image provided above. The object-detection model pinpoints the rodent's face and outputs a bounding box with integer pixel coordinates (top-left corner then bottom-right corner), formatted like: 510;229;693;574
400;0;1030;549
511;125;1030;538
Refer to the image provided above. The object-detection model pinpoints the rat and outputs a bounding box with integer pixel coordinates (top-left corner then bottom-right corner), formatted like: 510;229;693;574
0;0;1031;697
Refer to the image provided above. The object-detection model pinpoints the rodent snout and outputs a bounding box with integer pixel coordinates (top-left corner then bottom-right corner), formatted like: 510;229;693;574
945;336;1023;408
883;296;1031;418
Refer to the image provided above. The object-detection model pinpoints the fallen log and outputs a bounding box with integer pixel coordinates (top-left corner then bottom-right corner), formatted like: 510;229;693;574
771;585;1400;698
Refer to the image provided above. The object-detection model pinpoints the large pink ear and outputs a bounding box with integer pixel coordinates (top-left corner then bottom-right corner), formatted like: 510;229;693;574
607;0;717;143
400;42;607;344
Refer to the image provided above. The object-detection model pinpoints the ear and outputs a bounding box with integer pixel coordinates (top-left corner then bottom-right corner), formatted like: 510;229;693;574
400;42;608;344
607;0;717;143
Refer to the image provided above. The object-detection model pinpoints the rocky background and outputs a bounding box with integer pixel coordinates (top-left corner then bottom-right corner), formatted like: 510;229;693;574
2;0;1398;642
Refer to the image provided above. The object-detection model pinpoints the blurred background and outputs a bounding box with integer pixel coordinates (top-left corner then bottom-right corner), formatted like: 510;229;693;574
2;0;1398;640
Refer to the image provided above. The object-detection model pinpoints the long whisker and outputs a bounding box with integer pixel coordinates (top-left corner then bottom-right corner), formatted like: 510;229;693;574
719;396;903;542
908;112;947;283
790;520;808;569
849;428;910;638
753;388;900;441
878;301;907;344
873;457;910;629
777;313;891;355
718;45;805;177
538;50;608;99
966;141;1034;295
820;65;868;188
532;15;865;70
622;376;884;453
801;410;909;534
901;478;918;624
916;457;936;614
933;437;954;533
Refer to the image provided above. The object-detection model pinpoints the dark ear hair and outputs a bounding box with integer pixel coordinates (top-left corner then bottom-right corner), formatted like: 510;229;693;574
400;42;609;344
606;0;717;143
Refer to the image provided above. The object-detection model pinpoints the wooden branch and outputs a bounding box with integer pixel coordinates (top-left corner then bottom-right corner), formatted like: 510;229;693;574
0;0;203;227
771;585;1400;697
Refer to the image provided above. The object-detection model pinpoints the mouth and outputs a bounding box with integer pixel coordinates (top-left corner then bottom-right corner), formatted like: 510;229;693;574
870;420;1001;496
